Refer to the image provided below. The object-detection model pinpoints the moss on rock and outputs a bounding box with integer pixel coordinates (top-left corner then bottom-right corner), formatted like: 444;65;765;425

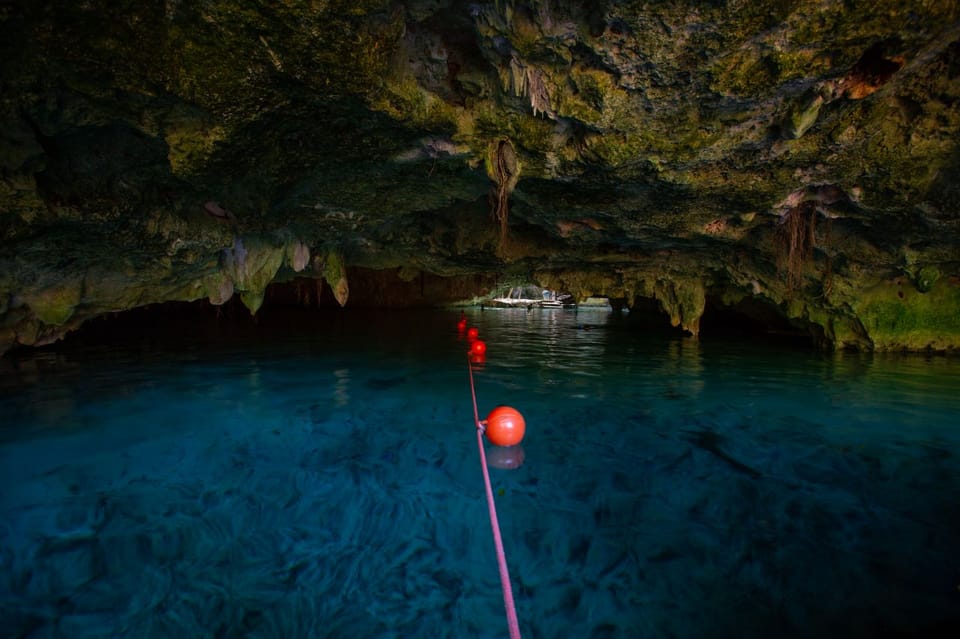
164;110;227;177
854;276;960;350
373;78;461;135
23;278;83;326
654;277;706;337
915;266;941;293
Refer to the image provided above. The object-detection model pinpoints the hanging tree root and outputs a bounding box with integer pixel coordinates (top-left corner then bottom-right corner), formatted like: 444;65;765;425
776;202;817;294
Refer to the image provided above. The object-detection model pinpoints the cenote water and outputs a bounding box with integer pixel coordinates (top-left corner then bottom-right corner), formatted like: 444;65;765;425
1;306;958;638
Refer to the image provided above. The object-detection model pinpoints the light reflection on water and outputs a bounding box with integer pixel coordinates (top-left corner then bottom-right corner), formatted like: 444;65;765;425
1;307;958;638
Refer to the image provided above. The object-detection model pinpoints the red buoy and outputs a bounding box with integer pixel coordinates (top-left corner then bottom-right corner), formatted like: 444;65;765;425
467;327;479;340
457;319;467;332
485;405;525;447
470;339;487;356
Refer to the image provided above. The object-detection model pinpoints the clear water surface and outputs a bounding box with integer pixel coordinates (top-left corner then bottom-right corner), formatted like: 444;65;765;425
1;307;958;638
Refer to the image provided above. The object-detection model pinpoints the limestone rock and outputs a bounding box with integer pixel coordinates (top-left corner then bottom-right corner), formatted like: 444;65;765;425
0;1;958;351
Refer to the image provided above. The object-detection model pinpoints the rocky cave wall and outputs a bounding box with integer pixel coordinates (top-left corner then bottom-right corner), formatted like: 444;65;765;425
1;0;959;353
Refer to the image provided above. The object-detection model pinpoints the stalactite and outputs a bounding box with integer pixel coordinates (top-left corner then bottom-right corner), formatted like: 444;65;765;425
290;240;310;273
653;278;705;337
323;251;349;307
489;139;519;246
525;66;551;118
509;56;553;118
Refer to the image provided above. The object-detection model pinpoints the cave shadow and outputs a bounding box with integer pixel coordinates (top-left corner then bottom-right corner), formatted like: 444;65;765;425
698;295;816;348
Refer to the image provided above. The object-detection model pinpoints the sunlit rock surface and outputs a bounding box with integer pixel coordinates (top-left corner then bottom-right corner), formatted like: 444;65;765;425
1;1;959;352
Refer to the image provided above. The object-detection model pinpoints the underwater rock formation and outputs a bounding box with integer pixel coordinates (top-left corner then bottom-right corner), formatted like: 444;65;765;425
1;1;959;351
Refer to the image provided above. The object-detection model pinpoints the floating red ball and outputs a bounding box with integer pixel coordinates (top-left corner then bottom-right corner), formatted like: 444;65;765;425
485;405;525;447
457;319;467;331
470;339;487;356
467;327;479;340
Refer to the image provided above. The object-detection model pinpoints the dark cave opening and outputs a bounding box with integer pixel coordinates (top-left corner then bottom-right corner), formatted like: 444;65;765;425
622;295;686;336
698;295;816;347
619;294;817;347
7;282;825;357
50;297;292;352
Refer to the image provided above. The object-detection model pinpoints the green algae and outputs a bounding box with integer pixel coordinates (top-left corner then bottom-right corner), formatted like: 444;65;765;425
915;266;941;293
854;277;960;350
23;279;83;326
473;108;555;161
164;110;227;177
374;79;460;135
713;47;828;98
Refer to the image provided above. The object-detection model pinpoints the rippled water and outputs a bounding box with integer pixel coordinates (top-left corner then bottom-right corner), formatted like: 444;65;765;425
1;307;959;638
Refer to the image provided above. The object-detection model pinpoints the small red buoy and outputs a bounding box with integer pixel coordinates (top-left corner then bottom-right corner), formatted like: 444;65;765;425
470;339;487;356
470;352;486;367
485;405;525;447
457;319;467;332
467;327;479;340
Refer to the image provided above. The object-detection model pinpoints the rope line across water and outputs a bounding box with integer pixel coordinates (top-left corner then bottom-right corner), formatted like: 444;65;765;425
467;352;522;639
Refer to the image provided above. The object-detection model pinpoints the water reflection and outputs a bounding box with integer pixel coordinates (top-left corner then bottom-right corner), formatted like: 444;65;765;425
656;337;705;401
333;368;350;407
486;444;525;470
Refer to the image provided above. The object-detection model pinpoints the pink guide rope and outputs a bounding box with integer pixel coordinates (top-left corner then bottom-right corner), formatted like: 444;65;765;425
467;353;522;639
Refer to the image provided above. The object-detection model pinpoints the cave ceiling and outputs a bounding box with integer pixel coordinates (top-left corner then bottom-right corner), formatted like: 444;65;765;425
1;0;959;352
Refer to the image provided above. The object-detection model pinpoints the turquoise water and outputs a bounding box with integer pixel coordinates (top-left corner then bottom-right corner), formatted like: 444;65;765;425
1;307;959;638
